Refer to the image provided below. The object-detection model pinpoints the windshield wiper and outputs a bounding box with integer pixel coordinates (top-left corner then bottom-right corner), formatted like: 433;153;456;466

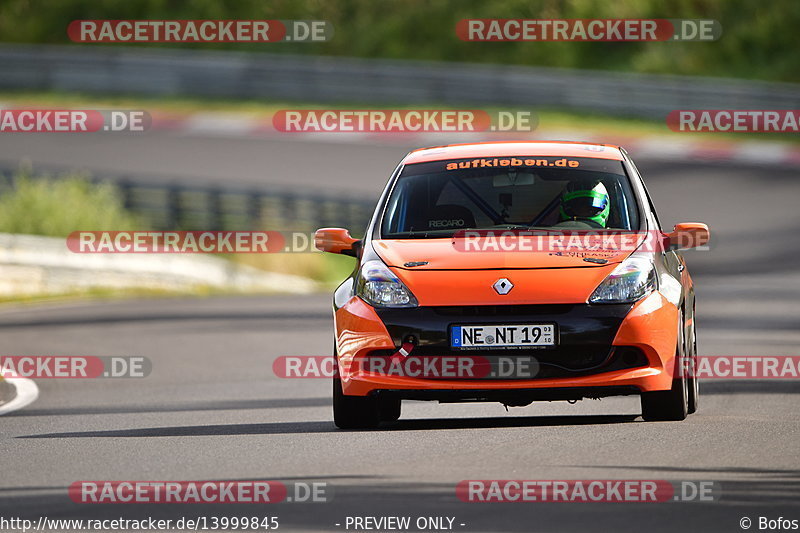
488;224;534;230
486;224;562;231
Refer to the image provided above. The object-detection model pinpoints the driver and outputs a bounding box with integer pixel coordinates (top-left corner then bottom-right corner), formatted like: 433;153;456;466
557;180;611;228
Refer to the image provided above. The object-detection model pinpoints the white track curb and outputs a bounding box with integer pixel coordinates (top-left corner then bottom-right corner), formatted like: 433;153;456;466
0;377;39;415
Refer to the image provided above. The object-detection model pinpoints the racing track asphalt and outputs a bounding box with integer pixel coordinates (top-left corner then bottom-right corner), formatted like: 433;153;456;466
0;132;798;532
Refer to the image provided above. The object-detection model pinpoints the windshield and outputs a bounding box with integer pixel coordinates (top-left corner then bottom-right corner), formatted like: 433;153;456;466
381;155;640;238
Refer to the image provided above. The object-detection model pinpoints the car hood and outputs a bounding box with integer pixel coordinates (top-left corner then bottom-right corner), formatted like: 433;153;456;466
372;233;647;271
371;234;649;306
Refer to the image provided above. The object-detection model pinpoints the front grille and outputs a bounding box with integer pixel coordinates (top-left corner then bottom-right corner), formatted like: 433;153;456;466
376;303;632;359
433;305;579;317
360;346;648;380
396;344;612;369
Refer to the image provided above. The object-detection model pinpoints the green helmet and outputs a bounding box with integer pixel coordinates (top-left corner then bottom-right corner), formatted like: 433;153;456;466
559;181;611;227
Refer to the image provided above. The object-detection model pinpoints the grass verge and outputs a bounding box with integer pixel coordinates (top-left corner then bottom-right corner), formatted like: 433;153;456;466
1;90;799;144
0;168;352;303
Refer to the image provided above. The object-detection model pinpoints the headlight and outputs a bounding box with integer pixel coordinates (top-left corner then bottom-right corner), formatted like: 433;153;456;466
588;254;657;304
356;260;418;308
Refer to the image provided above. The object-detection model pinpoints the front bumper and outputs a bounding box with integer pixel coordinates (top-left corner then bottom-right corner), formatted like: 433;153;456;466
334;291;678;399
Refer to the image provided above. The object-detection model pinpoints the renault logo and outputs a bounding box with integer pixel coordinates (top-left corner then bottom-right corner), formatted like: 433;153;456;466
493;278;513;295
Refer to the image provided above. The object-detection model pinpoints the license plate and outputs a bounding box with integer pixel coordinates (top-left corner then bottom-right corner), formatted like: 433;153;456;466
451;324;556;349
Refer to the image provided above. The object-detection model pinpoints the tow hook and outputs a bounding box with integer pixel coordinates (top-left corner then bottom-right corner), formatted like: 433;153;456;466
395;335;417;358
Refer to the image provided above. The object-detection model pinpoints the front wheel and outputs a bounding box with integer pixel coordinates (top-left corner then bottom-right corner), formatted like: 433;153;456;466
379;398;402;422
333;376;380;429
641;312;689;422
687;306;699;414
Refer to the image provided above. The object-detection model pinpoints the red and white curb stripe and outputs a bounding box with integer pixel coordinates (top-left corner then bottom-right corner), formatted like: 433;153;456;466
2;104;798;166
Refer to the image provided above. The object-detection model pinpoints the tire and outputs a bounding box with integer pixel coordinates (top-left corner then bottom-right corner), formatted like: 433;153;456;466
379;398;402;422
333;375;380;429
641;311;689;422
332;340;380;429
687;306;699;414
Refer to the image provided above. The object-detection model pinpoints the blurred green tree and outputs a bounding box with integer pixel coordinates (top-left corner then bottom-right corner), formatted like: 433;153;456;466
0;0;797;81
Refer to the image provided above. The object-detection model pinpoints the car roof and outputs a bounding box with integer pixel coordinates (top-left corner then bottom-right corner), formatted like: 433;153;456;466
402;141;625;164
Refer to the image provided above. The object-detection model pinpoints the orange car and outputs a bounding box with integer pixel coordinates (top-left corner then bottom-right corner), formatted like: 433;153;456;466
315;141;710;429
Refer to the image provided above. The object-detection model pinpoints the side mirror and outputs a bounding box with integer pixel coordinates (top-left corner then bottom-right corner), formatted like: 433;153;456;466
314;227;361;257
666;222;710;250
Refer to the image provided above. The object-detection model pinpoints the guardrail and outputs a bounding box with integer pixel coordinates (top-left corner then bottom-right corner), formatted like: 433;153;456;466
0;232;318;296
0;165;375;235
1;44;799;119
